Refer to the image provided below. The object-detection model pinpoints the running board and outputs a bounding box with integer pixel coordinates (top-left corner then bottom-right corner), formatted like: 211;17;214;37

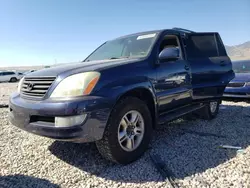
157;103;206;125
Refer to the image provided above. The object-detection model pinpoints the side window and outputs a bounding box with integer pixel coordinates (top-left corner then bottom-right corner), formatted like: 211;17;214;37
159;35;182;59
4;72;9;75
3;72;15;75
187;34;218;58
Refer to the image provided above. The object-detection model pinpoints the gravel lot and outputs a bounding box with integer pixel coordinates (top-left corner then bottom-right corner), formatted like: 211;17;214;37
0;82;249;188
0;83;17;106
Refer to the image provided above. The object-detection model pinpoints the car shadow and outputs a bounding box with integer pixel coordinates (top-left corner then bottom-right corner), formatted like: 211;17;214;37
0;174;59;188
49;103;250;183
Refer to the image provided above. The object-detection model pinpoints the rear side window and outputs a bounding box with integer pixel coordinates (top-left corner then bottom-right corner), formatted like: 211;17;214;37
186;33;227;58
3;72;15;75
187;34;218;58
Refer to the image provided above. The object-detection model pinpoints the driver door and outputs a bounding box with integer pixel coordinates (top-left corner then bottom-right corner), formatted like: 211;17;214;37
155;34;192;113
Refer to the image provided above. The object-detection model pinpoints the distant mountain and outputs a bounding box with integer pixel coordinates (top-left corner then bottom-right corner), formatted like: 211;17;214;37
225;41;250;60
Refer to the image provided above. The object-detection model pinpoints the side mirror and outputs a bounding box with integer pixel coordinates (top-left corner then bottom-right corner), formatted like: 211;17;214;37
158;47;180;62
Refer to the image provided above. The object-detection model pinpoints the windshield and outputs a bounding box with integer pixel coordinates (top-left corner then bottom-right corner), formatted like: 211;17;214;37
232;61;250;73
85;33;158;62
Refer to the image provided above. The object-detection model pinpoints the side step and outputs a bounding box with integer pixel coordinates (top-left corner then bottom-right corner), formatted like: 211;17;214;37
158;103;206;125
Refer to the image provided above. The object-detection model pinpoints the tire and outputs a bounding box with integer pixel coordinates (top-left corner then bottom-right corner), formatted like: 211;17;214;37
9;77;17;82
196;100;220;120
96;97;152;164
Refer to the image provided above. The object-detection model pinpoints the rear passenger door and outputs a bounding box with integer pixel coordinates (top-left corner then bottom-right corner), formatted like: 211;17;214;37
186;33;234;100
2;72;9;82
3;72;13;82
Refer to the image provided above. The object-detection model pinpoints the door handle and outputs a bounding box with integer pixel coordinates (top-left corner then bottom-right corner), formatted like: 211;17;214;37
184;65;190;70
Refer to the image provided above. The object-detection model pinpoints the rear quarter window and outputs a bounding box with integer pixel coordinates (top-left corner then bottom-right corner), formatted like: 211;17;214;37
3;72;15;75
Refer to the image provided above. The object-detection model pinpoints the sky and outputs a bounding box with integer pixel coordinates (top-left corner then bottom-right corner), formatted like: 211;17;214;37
0;0;250;67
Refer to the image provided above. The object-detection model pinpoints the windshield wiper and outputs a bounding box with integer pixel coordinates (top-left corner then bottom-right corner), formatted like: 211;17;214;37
109;56;129;60
84;56;130;62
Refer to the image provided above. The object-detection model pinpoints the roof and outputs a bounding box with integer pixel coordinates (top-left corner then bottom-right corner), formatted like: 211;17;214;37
113;27;195;40
0;70;16;73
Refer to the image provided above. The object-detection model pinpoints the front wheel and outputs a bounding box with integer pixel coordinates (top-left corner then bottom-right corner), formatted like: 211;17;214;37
96;97;152;164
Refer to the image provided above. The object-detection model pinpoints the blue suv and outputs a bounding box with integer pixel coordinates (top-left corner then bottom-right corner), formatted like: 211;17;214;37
9;28;234;164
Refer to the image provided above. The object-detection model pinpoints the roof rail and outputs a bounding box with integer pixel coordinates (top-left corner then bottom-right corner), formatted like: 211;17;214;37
172;27;195;33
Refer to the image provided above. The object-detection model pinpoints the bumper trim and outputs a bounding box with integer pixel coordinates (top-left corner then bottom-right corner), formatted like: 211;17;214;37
9;93;113;142
223;93;250;98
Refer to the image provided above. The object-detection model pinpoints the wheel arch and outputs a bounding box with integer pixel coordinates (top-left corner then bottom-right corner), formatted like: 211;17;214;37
114;86;158;129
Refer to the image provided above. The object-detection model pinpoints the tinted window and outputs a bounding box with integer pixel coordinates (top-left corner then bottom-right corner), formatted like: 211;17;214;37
3;72;15;75
187;34;218;58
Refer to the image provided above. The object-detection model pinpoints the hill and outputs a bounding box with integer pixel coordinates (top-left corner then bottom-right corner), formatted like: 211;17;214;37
226;41;250;60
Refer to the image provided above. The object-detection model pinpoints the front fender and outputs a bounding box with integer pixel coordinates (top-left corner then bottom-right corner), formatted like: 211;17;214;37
96;76;157;102
94;77;158;125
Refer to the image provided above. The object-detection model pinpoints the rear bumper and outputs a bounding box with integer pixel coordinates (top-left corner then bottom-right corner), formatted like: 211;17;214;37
9;93;113;142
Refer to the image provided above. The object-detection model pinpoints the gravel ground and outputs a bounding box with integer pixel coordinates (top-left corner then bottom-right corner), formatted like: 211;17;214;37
0;83;17;106
0;82;249;188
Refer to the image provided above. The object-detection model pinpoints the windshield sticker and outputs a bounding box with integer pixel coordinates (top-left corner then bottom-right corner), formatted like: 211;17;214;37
137;33;156;40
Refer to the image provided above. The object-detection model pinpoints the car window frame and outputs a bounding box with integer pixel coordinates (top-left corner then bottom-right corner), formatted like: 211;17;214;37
157;33;184;60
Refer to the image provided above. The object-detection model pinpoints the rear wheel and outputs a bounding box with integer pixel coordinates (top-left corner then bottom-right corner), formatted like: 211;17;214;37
96;97;152;164
197;100;220;120
9;77;17;82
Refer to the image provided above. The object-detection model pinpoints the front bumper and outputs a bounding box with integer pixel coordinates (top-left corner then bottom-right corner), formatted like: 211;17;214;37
223;86;250;98
9;93;113;142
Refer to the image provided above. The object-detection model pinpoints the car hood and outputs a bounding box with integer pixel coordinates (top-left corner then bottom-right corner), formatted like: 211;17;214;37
27;58;141;77
231;73;250;82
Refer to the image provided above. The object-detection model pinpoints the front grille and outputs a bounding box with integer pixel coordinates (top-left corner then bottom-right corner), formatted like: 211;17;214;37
21;77;56;99
227;82;245;88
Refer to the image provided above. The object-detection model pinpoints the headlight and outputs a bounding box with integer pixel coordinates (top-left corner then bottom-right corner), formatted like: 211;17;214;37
50;72;100;98
245;82;250;86
17;77;24;93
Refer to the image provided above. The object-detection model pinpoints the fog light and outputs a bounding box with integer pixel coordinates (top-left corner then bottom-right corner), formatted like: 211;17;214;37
55;114;87;127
